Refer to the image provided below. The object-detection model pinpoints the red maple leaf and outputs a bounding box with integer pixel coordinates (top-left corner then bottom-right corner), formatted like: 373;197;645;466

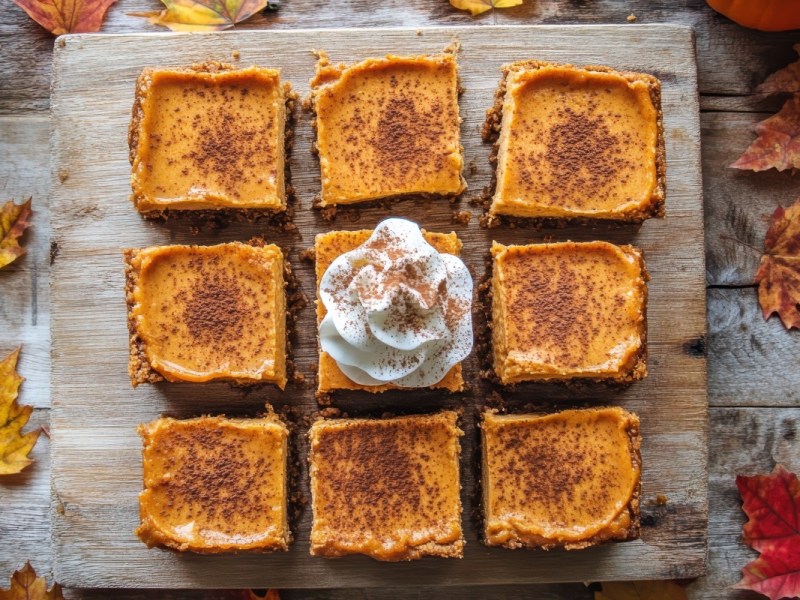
755;199;800;330
731;95;800;172
735;464;800;599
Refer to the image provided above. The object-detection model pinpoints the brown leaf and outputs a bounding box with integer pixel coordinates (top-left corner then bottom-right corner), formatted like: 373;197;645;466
0;199;32;270
595;580;687;600
755;199;800;329
758;44;800;96
0;348;40;476
11;0;116;34
730;95;800;172
132;0;267;32
450;0;523;16
0;562;64;600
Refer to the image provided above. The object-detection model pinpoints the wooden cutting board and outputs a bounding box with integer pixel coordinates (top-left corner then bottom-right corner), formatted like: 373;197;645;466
50;25;707;588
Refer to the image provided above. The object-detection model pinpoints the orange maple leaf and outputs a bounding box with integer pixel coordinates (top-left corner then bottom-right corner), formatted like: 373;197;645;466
755;198;800;330
11;0;116;35
0;199;32;270
0;348;40;476
594;581;687;600
735;465;800;600
0;562;63;600
730;94;800;172
758;44;800;96
132;0;268;32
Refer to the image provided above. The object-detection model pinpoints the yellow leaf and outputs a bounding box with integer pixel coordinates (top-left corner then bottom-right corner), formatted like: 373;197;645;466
132;0;268;32
0;199;32;270
0;562;64;600
0;348;40;475
450;0;523;16
595;580;688;600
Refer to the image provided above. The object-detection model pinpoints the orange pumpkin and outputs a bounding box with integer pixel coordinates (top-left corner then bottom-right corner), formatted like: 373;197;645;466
706;0;800;31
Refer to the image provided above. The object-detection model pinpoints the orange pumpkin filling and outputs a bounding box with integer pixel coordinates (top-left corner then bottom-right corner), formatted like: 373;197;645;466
129;63;287;213
310;53;465;206
125;241;286;388
481;407;641;550
491;241;648;384
137;414;289;553
490;61;663;221
309;412;464;560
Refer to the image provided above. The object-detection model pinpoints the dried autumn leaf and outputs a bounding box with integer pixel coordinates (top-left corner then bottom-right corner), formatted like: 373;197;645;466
595;580;687;600
221;590;280;600
11;0;116;34
759;44;800;95
0;562;63;600
132;0;267;32
0;348;40;475
735;464;800;600
755;199;800;330
450;0;523;17
0;199;32;270
731;95;800;172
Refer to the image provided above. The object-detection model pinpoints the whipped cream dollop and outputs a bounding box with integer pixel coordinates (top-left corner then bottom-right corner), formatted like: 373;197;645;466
319;218;473;387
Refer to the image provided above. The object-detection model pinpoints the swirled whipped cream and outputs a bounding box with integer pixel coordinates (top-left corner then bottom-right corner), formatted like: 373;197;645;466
319;218;473;387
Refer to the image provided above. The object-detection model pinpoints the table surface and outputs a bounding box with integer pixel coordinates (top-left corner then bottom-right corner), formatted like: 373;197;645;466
0;1;798;599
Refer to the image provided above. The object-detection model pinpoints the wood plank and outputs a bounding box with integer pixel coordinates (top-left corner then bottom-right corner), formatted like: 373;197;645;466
702;112;799;287
687;406;800;600
0;116;51;409
0;408;52;582
708;288;800;408
3;1;800;115
49;25;706;588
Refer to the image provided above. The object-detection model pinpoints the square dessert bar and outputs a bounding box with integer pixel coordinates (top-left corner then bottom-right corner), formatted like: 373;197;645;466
491;241;648;384
314;229;465;393
137;414;290;553
481;407;641;550
124;241;287;388
129;62;288;215
310;52;466;206
309;411;464;560
486;60;665;222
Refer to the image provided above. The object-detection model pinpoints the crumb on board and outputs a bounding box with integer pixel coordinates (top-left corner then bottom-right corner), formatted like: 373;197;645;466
232;50;240;60
627;13;637;22
452;210;472;225
656;494;668;505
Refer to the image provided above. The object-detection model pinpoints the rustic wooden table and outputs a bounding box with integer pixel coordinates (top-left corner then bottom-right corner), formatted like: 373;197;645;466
1;1;798;598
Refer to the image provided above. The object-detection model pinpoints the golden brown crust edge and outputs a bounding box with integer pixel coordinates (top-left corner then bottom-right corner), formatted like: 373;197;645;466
124;247;163;387
481;60;666;227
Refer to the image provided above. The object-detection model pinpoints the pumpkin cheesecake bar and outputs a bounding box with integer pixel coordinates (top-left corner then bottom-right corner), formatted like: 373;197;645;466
309;411;464;560
481;407;641;550
137;413;290;553
314;228;465;394
309;52;466;206
491;241;648;384
484;61;665;223
124;240;287;388
129;62;289;215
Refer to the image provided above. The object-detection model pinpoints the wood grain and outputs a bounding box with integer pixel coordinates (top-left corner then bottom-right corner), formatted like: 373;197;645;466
48;25;707;588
